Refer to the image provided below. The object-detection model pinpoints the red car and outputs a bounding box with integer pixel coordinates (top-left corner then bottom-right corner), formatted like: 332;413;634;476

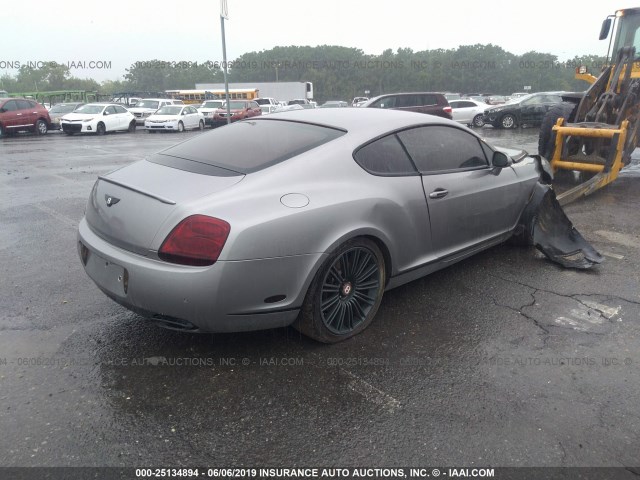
0;98;51;135
361;92;452;120
212;100;261;127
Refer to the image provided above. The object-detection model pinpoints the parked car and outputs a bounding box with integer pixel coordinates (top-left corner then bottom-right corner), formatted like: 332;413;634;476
197;99;225;126
60;103;136;135
351;96;369;107
211;100;261;126
319;100;349;108
77;108;599;343
287;99;310;106
0;98;51;135
449;99;489;127
259;104;284;115
483;92;566;129
443;93;461;101
48;102;84;130
361;92;452;120
486;95;507;105
129;98;180;125
144;105;205;132
255;97;279;106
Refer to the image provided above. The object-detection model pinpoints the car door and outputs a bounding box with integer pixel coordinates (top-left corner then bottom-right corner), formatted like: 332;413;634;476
450;100;474;124
252;101;263;117
103;105;118;131
396;125;525;258
186;106;198;128
17;100;37;127
114;105;131;129
1;100;21;130
519;95;548;125
536;95;563;124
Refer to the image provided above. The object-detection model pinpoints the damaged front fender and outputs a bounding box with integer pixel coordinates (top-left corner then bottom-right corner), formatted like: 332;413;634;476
514;180;603;269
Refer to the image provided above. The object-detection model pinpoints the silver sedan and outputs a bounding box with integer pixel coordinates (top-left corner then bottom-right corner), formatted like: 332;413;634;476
78;108;601;343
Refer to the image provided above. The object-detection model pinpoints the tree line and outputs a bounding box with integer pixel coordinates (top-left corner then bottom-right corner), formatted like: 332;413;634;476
0;44;607;102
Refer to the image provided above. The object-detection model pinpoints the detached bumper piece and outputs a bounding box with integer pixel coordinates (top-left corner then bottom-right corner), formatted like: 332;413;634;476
516;183;603;269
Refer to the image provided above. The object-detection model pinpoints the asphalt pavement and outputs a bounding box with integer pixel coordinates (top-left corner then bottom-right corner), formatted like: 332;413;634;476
0;126;639;474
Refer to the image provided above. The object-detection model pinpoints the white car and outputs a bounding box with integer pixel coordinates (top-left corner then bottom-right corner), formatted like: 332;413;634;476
449;99;489;128
144;105;205;132
60;103;136;135
197;99;225;126
259;104;283;115
129;98;181;125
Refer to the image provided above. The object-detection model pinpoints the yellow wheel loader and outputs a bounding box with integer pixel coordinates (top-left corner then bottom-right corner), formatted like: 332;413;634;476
538;7;640;205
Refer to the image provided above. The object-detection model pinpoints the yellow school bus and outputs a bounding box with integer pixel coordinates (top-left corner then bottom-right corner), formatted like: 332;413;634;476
165;88;259;104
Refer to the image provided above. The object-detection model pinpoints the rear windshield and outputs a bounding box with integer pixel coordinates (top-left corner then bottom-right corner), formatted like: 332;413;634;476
150;119;346;174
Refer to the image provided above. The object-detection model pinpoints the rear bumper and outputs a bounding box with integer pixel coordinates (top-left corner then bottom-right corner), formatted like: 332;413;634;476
78;217;322;333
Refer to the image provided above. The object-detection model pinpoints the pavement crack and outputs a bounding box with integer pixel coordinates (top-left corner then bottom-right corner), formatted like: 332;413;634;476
490;290;550;335
558;441;568;466
487;273;640;307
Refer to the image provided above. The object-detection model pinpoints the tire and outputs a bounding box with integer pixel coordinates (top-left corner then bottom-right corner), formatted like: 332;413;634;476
293;238;386;343
177;121;184;132
198;120;204;131
472;114;485;128
128;120;136;133
96;122;106;135
34;119;48;135
538;102;577;159
501;114;517;129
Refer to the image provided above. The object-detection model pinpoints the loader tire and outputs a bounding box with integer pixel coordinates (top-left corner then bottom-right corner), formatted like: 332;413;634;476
538;102;577;159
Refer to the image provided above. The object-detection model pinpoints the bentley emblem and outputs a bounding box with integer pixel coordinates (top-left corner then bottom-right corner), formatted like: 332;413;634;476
105;194;121;207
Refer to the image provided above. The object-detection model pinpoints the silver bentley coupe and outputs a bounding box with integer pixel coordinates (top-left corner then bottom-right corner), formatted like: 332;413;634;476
78;108;601;343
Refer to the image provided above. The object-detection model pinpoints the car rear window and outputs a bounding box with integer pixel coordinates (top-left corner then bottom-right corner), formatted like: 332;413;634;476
151;119;346;174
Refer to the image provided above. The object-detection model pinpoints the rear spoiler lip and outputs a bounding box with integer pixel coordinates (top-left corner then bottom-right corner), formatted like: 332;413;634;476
97;175;177;205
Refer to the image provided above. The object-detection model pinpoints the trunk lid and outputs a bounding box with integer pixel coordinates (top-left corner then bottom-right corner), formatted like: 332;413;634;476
85;159;243;255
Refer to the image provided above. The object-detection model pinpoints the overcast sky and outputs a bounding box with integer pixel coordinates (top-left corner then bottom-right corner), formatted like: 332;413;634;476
0;0;636;83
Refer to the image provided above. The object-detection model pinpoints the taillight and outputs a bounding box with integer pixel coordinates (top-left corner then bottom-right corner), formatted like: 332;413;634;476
443;106;452;114
158;215;230;266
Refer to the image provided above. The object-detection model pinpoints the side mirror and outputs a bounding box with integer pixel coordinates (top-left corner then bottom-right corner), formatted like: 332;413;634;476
599;18;612;40
492;151;510;168
104;111;109;115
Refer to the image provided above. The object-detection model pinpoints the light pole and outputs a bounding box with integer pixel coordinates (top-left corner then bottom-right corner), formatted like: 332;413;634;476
220;0;231;124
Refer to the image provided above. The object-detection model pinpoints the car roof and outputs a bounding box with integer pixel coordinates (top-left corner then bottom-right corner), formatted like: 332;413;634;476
254;107;464;143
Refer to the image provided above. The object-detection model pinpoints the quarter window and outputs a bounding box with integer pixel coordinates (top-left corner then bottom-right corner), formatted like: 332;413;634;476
397;126;489;173
354;134;417;176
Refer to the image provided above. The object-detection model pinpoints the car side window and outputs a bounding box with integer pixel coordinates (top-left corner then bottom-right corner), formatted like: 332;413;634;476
114;105;127;113
2;101;18;111
371;96;396;109
419;94;437;106
105;106;117;115
396;126;489;173
396;95;418;108
17;100;32;110
354;134;417;176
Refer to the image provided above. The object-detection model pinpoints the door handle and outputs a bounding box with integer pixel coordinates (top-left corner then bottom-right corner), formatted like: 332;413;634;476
429;189;449;199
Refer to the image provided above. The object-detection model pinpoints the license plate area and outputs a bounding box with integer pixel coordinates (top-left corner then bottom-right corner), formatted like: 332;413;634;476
84;247;128;297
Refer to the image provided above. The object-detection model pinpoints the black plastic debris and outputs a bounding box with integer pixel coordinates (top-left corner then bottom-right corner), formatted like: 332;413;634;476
515;182;604;269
